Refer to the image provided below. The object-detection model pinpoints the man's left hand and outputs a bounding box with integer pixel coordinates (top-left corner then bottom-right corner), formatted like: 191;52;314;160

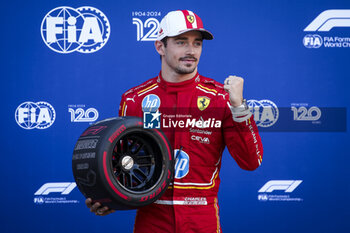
224;75;244;107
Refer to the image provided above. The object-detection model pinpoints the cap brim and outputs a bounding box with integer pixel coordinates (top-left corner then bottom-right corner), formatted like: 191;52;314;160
199;29;214;40
158;28;214;41
179;28;214;40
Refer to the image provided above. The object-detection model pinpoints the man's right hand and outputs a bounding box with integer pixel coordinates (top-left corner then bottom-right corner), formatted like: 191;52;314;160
85;198;116;216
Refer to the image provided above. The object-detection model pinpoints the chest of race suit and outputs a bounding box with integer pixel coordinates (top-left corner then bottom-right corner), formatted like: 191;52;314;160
120;74;236;200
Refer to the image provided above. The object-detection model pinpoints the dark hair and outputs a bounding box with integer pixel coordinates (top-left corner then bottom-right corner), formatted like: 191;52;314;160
159;37;168;60
161;37;168;47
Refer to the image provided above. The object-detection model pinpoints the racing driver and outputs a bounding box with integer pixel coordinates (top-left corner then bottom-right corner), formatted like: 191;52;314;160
86;9;263;233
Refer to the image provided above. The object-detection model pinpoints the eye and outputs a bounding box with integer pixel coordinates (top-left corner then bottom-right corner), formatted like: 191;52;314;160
194;41;202;47
176;41;185;45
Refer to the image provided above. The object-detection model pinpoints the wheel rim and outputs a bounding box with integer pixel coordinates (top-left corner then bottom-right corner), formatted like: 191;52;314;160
111;133;163;193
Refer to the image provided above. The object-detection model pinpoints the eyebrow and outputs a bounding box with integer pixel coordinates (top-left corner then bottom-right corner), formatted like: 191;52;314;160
174;37;203;41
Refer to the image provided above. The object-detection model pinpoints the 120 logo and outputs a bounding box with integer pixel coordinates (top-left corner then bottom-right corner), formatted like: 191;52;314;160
291;106;321;121
132;18;160;41
69;107;99;122
132;12;161;41
41;6;110;53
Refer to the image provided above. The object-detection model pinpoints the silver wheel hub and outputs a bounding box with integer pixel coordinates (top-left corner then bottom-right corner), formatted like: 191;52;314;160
121;155;134;170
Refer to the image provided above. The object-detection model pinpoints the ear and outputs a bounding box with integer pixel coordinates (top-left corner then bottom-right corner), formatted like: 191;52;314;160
155;40;165;56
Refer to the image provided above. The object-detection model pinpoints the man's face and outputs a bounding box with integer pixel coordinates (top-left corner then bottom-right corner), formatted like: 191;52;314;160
161;31;203;74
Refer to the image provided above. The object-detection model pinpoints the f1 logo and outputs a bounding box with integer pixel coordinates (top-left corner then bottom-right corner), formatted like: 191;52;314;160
34;182;77;195
258;180;302;193
81;126;107;136
304;10;350;32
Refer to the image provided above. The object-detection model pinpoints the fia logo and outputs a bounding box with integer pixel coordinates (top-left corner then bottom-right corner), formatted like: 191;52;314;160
33;197;44;204
303;34;323;48
68;107;99;122
15;101;56;130
41;6;110;53
248;100;279;127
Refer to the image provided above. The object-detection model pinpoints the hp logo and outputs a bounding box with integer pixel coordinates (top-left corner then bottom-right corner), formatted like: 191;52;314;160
142;94;161;112
174;150;190;179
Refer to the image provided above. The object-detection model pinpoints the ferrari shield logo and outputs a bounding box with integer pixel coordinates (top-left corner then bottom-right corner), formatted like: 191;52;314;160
187;15;195;24
197;97;210;111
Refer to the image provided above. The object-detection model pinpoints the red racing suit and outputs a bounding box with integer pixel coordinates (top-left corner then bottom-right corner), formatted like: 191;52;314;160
118;72;263;233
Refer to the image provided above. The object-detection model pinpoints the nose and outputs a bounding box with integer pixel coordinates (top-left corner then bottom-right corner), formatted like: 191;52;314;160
185;44;195;55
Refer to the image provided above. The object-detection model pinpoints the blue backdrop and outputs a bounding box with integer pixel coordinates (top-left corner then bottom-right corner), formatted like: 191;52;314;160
2;0;349;232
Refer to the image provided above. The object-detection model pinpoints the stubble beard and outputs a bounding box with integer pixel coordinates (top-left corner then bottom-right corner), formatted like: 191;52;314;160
174;65;196;74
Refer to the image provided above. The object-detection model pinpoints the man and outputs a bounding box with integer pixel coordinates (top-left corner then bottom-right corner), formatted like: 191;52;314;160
86;10;263;233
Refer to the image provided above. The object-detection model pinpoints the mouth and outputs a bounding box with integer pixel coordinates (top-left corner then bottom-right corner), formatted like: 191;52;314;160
180;57;197;64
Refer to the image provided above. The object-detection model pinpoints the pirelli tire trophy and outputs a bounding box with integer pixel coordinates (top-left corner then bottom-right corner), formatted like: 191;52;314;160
72;117;174;210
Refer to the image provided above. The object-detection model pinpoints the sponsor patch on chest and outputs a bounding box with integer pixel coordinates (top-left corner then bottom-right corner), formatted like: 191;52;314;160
191;135;210;144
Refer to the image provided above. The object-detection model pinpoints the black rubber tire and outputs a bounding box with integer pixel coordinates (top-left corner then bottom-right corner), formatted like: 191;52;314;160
72;117;173;210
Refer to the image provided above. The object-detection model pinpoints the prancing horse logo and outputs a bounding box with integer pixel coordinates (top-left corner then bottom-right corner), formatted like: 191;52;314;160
197;97;210;111
187;15;195;24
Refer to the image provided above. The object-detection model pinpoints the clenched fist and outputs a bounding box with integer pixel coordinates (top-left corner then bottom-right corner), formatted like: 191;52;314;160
85;198;115;216
224;75;244;107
